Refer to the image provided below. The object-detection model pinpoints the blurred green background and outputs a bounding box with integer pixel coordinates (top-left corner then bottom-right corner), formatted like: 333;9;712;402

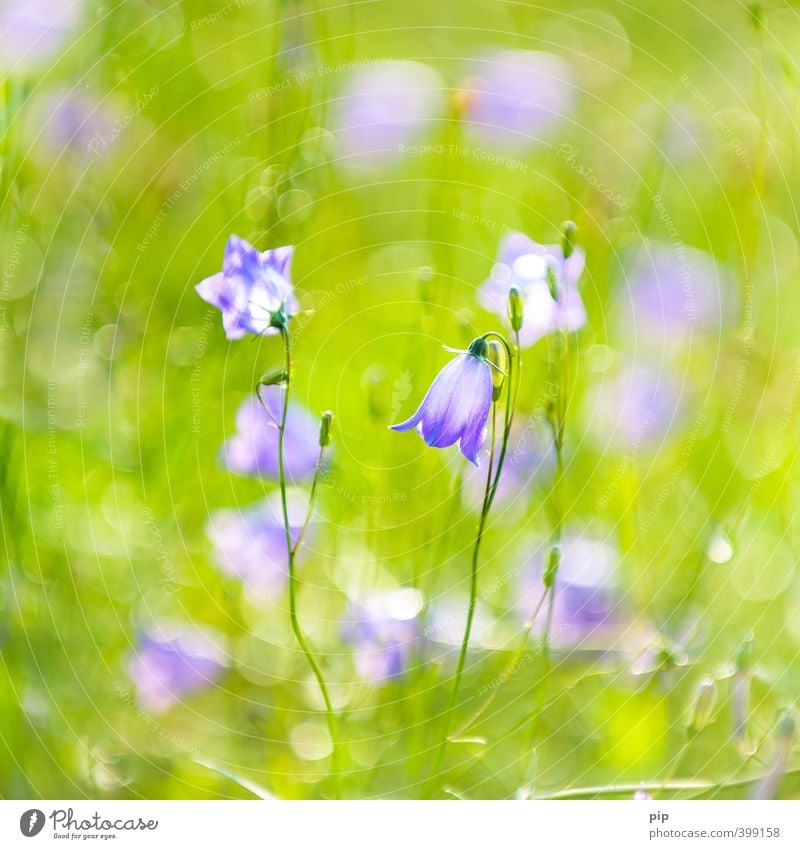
1;0;799;799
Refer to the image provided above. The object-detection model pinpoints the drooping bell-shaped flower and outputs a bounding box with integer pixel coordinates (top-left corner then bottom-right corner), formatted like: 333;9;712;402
479;231;586;348
196;235;298;340
220;385;319;482
390;337;494;466
128;625;226;713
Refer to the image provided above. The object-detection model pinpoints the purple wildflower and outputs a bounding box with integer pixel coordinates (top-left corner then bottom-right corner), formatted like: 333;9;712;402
461;49;573;150
221;385;319;482
206;493;307;599
0;0;82;73
479;231;587;348
332;60;445;169
584;363;684;450
619;242;733;343
128;625;225;713
390;337;494;466
195;235;298;340
342;590;422;683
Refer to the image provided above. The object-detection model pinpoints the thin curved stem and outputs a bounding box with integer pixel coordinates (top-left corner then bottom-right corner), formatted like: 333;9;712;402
276;325;342;798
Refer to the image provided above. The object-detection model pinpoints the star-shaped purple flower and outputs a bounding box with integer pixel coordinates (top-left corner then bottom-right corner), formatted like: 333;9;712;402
195;235;298;340
390;338;494;466
221;385;319;482
478;231;587;348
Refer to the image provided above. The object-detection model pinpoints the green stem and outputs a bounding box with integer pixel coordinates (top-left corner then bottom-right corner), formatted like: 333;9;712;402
424;335;517;796
530;328;569;743
276;324;342;798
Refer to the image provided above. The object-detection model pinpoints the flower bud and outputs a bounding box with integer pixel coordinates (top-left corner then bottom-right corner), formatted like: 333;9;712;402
546;263;558;301
319;410;334;447
544;544;560;588
687;677;717;735
487;340;507;401
258;368;289;388
508;286;524;332
561;220;577;260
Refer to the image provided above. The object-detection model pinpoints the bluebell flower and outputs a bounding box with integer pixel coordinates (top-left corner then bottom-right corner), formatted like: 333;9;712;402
460;49;573;151
221;385;318;481
205;492;308;599
390;338;494;466
341;590;421;683
479;231;587;348
195;235;298;340
128;625;226;713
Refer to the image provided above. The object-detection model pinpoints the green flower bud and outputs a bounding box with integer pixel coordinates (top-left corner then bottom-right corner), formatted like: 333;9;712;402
687;678;717;736
544;544;560;588
319;410;334;447
508;286;524;332
561;220;577;260
258;368;289;388
487;340;507;401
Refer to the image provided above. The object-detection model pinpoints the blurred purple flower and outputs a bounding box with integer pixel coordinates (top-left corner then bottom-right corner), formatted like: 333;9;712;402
332;60;445;169
479;231;587;347
196;235;297;340
391;338;494;466
461;49;573;150
620;242;733;342
25;86;114;161
128;626;225;714
221;385;318;482
584;363;684;449
516;532;619;648
342;590;421;683
206;493;306;598
0;0;81;73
